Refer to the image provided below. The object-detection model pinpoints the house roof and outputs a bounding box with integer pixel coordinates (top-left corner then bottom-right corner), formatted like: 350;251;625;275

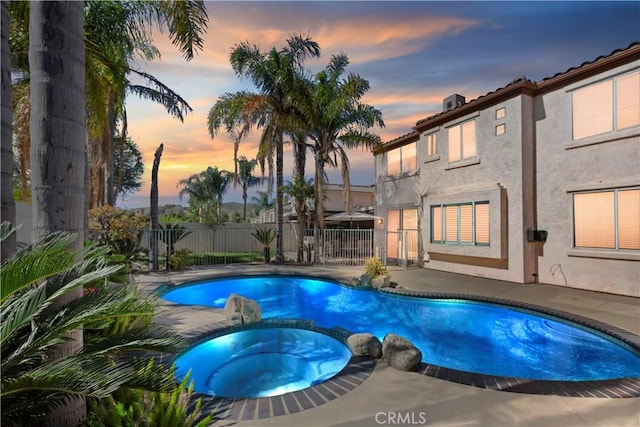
376;41;640;154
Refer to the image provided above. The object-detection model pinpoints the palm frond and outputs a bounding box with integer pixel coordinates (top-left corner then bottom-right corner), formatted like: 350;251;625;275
0;230;76;301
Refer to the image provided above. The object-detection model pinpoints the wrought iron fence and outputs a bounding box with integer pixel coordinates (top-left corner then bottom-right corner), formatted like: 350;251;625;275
90;223;421;271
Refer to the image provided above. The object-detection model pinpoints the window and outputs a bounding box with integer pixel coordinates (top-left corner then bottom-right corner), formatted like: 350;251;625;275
574;189;640;250
496;124;506;135
426;133;437;156
496;107;506;119
572;71;640;140
431;201;489;245
387;142;416;176
448;120;476;162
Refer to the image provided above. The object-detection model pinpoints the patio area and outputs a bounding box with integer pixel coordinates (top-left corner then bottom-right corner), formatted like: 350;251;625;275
136;265;640;427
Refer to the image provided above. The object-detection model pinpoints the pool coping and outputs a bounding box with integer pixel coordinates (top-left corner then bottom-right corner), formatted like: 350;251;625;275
159;273;640;402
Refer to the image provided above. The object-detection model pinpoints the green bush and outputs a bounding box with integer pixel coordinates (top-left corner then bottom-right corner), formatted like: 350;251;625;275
82;371;212;427
364;257;388;278
169;249;190;271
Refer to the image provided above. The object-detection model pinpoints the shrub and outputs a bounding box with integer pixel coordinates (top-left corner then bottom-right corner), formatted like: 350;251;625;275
365;257;388;278
82;371;212;427
169;249;190;271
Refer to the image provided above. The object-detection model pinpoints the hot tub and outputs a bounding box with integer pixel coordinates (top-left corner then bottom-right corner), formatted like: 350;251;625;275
174;326;352;398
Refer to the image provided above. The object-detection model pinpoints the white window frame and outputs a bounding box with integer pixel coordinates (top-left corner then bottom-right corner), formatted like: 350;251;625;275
572;70;640;140
387;142;417;176
431;201;490;246
426;133;437;157
573;188;640;250
447;119;476;163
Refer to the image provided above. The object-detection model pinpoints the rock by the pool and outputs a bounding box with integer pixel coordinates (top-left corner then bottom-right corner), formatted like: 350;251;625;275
347;333;382;358
359;273;372;288
223;293;261;324
371;275;391;289
382;333;422;371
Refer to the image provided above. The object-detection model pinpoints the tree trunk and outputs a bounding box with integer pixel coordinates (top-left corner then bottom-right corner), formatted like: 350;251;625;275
150;143;163;271
313;156;325;264
275;132;284;263
113;109;128;202
293;135;306;263
1;0;16;259
242;190;248;220
29;2;86;425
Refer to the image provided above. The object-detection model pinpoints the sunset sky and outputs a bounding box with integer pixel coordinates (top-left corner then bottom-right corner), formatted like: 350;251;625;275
120;1;640;208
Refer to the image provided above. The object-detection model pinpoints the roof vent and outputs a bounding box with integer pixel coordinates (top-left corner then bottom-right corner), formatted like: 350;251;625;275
443;94;465;112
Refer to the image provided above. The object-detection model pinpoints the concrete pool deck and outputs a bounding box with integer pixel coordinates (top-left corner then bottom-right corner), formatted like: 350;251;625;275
136;265;640;427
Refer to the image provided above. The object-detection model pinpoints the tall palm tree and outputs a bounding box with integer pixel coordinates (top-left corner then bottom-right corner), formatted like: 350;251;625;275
294;53;385;260
236;156;263;220
24;2;208;424
9;1;207;209
1;1;15;259
208;34;320;263
178;166;231;224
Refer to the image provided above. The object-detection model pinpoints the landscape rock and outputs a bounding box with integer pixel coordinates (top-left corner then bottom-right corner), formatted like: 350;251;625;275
359;274;372;288
224;293;261;324
371;275;391;289
347;333;382;358
382;333;422;371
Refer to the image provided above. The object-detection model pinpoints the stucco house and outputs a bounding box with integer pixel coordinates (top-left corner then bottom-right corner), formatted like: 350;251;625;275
374;42;639;297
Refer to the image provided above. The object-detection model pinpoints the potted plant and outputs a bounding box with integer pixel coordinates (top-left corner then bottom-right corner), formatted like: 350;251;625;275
251;228;276;264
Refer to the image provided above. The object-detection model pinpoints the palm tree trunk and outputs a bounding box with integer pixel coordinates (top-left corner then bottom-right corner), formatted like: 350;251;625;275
150;143;163;271
275;132;284;263
1;0;16;259
313;156;326;263
29;2;86;425
243;190;248;220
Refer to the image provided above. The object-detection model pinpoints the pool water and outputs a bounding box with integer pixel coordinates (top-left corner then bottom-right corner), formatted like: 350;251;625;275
163;276;640;381
174;327;351;397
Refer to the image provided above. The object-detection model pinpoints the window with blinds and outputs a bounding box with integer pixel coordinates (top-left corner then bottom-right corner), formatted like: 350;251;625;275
572;70;640;140
387;142;417;176
573;189;640;250
448;120;476;162
431;201;490;245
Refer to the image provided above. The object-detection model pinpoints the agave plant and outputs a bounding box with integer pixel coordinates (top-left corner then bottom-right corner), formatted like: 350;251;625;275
0;223;186;426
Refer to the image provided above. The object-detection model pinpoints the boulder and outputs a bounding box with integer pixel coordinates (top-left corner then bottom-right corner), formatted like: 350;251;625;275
359;274;372;288
224;293;261;324
382;334;422;371
371;275;391;289
347;333;382;358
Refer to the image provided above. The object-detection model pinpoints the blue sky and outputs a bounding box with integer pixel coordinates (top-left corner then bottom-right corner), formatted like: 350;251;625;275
120;1;640;208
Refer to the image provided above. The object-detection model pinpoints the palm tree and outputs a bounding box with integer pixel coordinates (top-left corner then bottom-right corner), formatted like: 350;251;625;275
1;1;15;260
178;166;231;225
0;224;185;426
236;156;263;220
294;53;384;260
8;1;207;209
283;177;314;262
24;3;208;423
208;34;320;263
250;190;274;217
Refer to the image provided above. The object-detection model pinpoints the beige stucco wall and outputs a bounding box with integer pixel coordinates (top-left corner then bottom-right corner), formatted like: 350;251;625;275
535;61;640;297
418;95;536;283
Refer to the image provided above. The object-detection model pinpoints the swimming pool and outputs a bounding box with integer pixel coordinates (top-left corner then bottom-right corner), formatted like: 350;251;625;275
162;275;640;381
174;326;352;398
